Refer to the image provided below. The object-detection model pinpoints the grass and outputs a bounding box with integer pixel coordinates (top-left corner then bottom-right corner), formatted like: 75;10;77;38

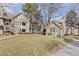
63;35;74;40
0;34;64;56
63;35;75;43
73;35;79;40
63;35;79;40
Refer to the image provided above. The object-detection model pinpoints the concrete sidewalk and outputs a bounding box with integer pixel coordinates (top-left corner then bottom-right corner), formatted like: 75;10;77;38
52;40;79;56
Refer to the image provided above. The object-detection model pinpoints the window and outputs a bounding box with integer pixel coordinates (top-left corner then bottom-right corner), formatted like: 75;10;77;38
32;28;37;33
22;29;26;32
50;28;55;32
4;20;11;25
22;22;26;26
0;8;3;17
5;22;9;25
75;27;78;29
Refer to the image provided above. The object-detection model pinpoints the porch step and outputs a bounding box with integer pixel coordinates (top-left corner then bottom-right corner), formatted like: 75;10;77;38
5;26;17;35
4;30;17;35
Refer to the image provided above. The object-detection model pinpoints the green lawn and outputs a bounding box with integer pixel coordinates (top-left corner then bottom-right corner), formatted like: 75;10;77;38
0;34;64;56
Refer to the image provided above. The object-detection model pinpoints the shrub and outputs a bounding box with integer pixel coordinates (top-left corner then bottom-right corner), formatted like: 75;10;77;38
48;33;52;35
64;34;69;36
64;38;73;43
20;32;33;34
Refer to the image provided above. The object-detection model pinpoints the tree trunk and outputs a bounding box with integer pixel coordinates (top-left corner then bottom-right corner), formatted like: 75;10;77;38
71;27;73;35
78;27;79;36
30;24;32;33
29;16;34;33
66;27;68;34
46;20;50;35
78;19;79;36
78;20;79;36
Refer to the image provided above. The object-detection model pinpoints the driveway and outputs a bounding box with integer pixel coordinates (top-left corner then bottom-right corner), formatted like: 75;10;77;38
53;40;79;56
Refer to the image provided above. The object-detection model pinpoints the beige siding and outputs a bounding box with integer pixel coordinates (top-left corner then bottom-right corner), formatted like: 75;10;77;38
13;13;30;33
0;26;4;35
0;19;4;26
0;30;3;35
13;20;20;33
0;19;4;35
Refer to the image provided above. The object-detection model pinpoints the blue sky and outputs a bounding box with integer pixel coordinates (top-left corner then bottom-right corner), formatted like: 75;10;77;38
51;3;72;20
11;3;23;13
4;3;23;15
5;3;79;20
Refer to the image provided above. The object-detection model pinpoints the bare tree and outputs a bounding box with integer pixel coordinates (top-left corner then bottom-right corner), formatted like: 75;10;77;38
43;3;61;35
70;4;79;36
65;9;77;35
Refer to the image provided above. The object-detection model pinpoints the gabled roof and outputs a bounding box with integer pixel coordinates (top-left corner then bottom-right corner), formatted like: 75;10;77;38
4;12;14;19
0;12;14;20
13;12;22;19
51;20;62;30
13;12;30;19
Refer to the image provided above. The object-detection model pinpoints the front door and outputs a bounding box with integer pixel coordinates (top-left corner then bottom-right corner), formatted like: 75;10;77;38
43;29;46;35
